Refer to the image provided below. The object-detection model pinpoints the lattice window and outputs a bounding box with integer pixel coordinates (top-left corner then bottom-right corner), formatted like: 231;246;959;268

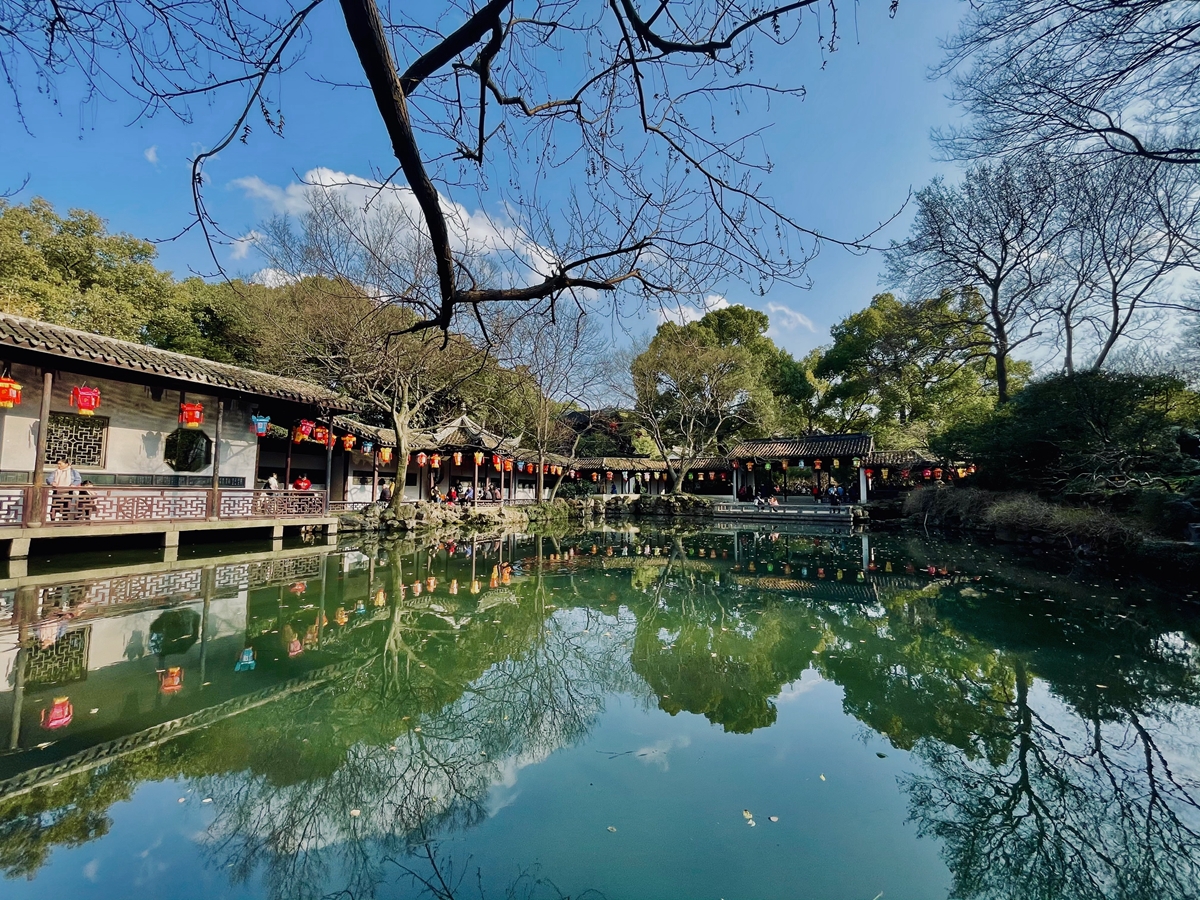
26;627;91;687
46;413;108;468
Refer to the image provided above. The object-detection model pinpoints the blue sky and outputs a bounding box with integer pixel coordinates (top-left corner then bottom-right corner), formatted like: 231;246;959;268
1;0;965;357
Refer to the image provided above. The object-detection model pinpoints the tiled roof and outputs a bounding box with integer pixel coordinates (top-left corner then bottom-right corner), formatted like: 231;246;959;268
727;434;874;461
862;449;936;467
332;418;437;451
0;312;352;408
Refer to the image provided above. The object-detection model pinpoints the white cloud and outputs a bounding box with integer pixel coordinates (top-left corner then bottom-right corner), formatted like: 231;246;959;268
229;167;555;283
657;293;731;325
143;146;158;165
634;735;691;771
230;230;262;261
249;267;297;288
766;302;816;333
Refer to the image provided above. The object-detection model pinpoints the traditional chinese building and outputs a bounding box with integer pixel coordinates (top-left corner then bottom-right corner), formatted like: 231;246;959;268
727;434;877;499
0;314;353;565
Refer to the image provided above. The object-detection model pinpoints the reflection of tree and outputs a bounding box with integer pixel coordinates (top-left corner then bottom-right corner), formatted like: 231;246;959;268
906;659;1200;900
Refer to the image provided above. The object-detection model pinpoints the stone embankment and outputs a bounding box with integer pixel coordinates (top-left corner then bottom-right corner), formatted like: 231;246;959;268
337;492;716;534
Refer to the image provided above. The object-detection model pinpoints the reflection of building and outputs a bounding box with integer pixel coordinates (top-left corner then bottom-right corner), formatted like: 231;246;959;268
0;314;353;563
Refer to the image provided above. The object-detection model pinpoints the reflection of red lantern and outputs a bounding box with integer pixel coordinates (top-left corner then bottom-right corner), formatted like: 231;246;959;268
251;415;271;436
933;467;944;480
431;453;441;469
41;696;73;729
70;385;101;415
416;452;428;467
474;451;484;465
453;451;463;465
298;419;315;437
341;434;356;451
312;425;329;444
380;447;393;464
159;667;184;694
0;377;22;408
179;402;204;428
923;468;932;479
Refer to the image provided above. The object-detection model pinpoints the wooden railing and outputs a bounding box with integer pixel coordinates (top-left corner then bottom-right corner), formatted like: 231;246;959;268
217;489;328;519
0;487;30;525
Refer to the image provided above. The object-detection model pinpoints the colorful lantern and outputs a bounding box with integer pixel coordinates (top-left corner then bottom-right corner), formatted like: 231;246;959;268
504;458;513;472
0;377;22;408
453;451;463;465
814;459;822;470
380;447;394;464
362;440;374;453
606;471;613;480
298;419;315;437
901;468;910;479
159;666;184;694
416;452;428;467
923;468;932;479
592;472;599;482
852;457;862;468
312;425;329;444
492;454;501;468
474;451;485;465
517;461;526;473
881;467;889;479
833;458;840;468
292;427;304;443
764;462;772;470
374;589;387;607
865;468;874;477
732;460;740;469
179;402;204;428
781;459;789;470
933;467;944;480
341;434;357;451
431;453;441;469
746;462;754;471
41;696;73;729
251;414;271;436
70;385;101;415
968;464;977;474
449;579;459;595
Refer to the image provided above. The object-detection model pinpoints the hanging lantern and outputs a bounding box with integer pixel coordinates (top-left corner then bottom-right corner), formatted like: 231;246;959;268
901;468;910;479
416;452;428;467
0;376;22;408
251;414;271;436
968;463;977;474
642;472;649;482
814;459;822;470
781;459;789;470
504;458;513;472
881;467;889;479
721;473;727;481
764;462;772;470
431;453;441;469
923;468;932;479
406;454;412;466
798;459;805;468
178;402;204;428
453;451;463;465
292;427;304;443
746;462;754;471
833;458;841;468
592;472;599;482
159;667;184;694
690;472;697;480
380;447;394;463
374;589;387;607
606;471;613;480
363;440;374;453
709;471;716;479
933;467;944;480
474;451;485;465
70;385;101;415
732;460;740;469
327;430;337;448
492;454;501;468
341;434;357;451
312;425;330;444
298;419;315;437
852;457;862;468
865;468;874;477
426;576;437;592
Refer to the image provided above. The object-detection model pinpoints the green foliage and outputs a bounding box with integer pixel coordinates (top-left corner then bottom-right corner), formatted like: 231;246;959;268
934;371;1200;497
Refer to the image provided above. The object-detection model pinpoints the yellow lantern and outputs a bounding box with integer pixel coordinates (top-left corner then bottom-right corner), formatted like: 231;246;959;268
453;451;463;465
380;447;394;463
474;451;484;465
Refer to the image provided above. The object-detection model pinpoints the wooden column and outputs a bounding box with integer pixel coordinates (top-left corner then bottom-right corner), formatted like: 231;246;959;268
210;398;224;518
472;456;479;508
371;450;379;501
284;427;294;486
29;370;53;525
323;418;334;508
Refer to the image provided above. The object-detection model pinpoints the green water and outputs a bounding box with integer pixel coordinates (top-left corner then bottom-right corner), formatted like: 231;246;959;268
1;526;1198;900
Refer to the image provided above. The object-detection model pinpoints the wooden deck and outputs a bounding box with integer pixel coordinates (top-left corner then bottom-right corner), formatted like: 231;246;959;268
713;500;854;522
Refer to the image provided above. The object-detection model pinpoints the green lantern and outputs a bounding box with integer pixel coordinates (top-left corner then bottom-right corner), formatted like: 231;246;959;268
764;462;772;471
852;457;861;468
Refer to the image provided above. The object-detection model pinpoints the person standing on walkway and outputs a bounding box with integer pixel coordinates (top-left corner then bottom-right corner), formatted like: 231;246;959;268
46;458;81;520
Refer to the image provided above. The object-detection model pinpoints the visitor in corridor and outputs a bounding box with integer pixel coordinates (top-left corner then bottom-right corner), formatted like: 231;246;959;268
267;472;280;490
293;473;312;491
379;481;393;503
46;458;81;521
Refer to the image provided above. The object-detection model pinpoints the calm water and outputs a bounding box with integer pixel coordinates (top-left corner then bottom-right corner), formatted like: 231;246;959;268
1;526;1198;900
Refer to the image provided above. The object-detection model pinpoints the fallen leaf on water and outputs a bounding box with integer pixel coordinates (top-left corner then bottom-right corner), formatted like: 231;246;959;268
742;809;752;819
607;826;617;832
1096;684;1108;689
769;816;779;822
350;809;361;817
747;820;756;827
413;726;422;732
876;752;888;758
178;798;186;803
90;708;99;714
202;798;213;804
819;774;826;781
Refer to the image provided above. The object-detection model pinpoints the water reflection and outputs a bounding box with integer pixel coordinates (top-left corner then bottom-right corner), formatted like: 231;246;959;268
0;527;1197;899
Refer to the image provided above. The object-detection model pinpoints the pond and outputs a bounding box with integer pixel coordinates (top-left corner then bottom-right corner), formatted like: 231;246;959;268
0;525;1198;900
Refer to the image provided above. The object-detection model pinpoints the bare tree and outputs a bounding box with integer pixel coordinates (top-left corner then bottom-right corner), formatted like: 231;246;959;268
493;308;607;499
884;158;1062;403
1048;157;1200;372
938;0;1200;166
0;0;891;333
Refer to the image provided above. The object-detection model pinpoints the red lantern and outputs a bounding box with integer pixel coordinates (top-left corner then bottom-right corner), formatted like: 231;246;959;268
292;428;304;443
474;451;484;465
732;460;740;469
431;453;441;469
341;434;356;451
312;425;329;444
41;696;73;729
416;452;428;467
70;385;101;415
298;419;315;437
492;454;501;468
814;459;822;470
592;472;599;482
709;471;716;479
504;458;513;472
453;451;463;465
0;377;22;408
606;471;613;480
179;402;204;428
746;462;754;472
380;447;394;464
865;468;874;477
901;468;910;479
923;468;933;479
159;666;184;694
933;467;944;480
781;459;789;470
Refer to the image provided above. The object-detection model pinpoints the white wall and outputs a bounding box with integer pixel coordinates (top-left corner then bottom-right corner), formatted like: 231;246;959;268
0;362;260;486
